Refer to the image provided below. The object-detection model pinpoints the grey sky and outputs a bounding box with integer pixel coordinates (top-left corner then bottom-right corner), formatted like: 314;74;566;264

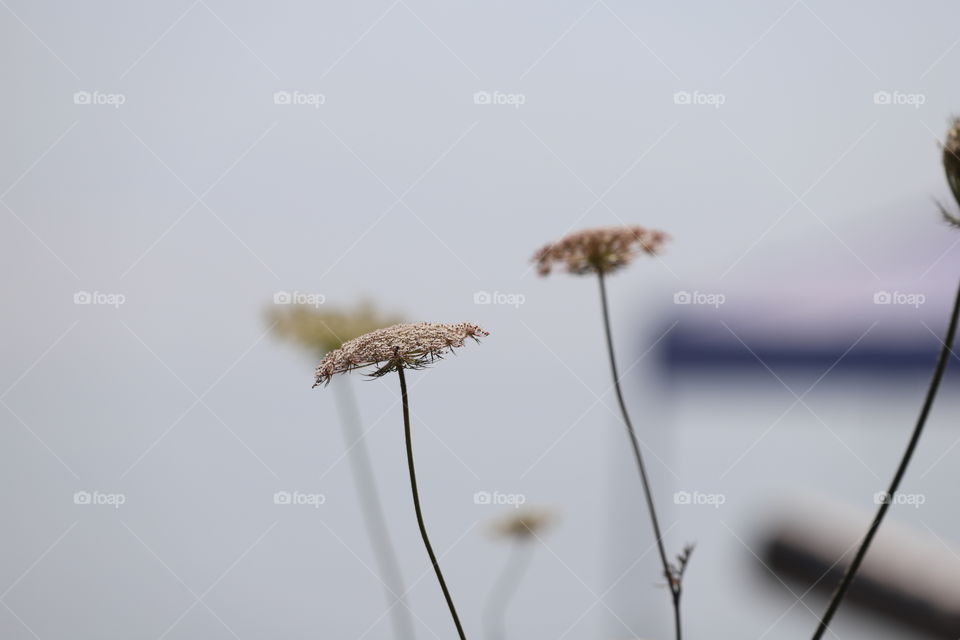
3;1;960;638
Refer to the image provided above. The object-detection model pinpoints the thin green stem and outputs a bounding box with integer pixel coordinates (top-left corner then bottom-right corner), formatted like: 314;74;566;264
398;364;467;640
597;271;682;640
812;279;960;639
482;540;534;640
332;379;416;640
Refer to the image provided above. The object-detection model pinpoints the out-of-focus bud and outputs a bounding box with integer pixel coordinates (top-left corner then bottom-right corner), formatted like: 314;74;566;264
940;118;960;227
944;119;960;208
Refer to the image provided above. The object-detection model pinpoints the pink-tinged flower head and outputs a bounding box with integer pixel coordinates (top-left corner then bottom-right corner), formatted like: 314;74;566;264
532;225;669;276
313;322;488;387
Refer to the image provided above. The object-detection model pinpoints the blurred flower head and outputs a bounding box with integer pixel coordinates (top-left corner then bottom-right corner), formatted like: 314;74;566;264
313;322;488;387
491;508;556;540
532;226;669;276
944;117;960;210
267;301;402;356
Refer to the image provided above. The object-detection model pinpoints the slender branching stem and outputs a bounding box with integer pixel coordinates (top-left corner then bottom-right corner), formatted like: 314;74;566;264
398;364;468;640
332;379;416;640
812;279;960;639
597;271;682;640
482;540;534;640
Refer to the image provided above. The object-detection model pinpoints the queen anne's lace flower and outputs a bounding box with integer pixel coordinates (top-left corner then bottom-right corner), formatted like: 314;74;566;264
268;302;402;355
532;225;669;276
314;322;488;387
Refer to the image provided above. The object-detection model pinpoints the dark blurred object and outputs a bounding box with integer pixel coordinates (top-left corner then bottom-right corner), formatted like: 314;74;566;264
760;500;960;638
662;318;941;374
655;197;960;378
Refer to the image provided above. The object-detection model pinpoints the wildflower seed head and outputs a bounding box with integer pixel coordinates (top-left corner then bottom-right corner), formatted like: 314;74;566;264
313;322;488;387
944;117;960;210
491;508;556;540
267;301;402;356
532;225;669;276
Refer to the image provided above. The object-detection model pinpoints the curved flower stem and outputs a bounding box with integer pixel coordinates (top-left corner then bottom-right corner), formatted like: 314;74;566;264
397;364;468;640
597;271;682;640
482;540;533;640
812;279;960;639
332;379;416;640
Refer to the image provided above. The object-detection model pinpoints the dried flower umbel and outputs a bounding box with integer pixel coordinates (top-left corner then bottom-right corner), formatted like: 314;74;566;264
533;225;688;640
811;122;960;640
484;508;556;640
532;225;668;276
269;302;415;640
314;322;488;386
315;322;488;640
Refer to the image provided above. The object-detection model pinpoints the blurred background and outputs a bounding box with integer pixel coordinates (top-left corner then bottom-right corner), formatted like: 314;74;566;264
3;1;960;638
